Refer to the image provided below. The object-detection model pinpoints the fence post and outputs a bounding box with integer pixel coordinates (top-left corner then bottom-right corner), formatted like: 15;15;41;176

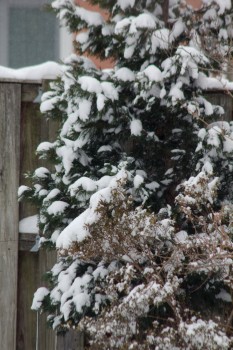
0;82;21;350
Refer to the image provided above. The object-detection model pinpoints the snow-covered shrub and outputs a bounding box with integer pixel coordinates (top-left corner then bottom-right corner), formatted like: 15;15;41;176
19;0;233;348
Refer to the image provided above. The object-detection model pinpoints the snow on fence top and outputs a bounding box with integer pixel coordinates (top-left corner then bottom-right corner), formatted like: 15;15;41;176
197;73;233;91
0;59;233;91
0;61;62;82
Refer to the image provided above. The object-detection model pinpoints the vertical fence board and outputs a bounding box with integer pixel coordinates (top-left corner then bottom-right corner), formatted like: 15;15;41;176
57;330;84;350
0;83;20;350
206;92;233;122
17;85;57;350
17;250;58;350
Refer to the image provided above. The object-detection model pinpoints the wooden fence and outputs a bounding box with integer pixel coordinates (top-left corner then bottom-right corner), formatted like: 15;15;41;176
0;79;232;350
0;79;83;350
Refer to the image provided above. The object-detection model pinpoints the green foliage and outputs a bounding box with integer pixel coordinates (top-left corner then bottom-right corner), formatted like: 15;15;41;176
19;0;233;348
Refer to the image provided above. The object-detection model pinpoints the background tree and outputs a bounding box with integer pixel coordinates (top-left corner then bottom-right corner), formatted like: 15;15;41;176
20;0;233;348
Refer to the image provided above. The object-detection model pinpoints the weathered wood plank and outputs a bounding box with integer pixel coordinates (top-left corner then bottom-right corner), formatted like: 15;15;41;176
17;81;84;350
17;87;58;350
0;242;19;349
57;330;84;350
17;250;57;350
0;78;43;84
19;232;38;251
21;83;41;102
205;91;233;122
0;83;20;350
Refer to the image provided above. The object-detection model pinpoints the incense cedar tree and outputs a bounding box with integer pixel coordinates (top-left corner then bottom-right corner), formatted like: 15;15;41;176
20;0;233;348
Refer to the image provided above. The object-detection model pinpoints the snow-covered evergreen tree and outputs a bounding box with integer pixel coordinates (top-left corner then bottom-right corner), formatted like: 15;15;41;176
20;0;233;348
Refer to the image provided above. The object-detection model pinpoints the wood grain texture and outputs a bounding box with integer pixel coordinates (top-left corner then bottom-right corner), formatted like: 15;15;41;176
206;92;233;122
17;250;57;350
57;330;84;350
19;232;38;251
17;85;58;350
0;83;20;350
17;81;84;350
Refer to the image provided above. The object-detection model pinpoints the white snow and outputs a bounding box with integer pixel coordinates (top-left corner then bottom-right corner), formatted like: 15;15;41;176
204;0;231;15
175;230;188;243
57;170;128;249
44;188;61;201
219;28;228;40
169;82;184;103
69;177;97;196
170;19;185;41
78;99;92;121
40;95;60;113
76;31;89;45
34;167;50;179
96;176;114;191
0;61;62;81
73;291;91;313
208;121;230;132
203;98;214;116
31;287;49;310
56;208;91;249
75;6;104;26
97;94;107;111
19;215;39;234
97;145;112;153
56;144;76;176
207;127;221;148
145;181;160;190
78;76;102;94
151;29;170;52
133;13;156;29
124;45;136;59
114;67;135;82
47;201;69;216
196;72;233;91
130;119;143;136
133;174;144;188
202;160;213;174
101;82;118;101
117;0;135;10
142;65;162;82
164;46;209;81
37;141;54;153
198;128;207;140
115;18;131;35
93;265;108;280
18;185;30;198
215;289;232;302
223;138;233;153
